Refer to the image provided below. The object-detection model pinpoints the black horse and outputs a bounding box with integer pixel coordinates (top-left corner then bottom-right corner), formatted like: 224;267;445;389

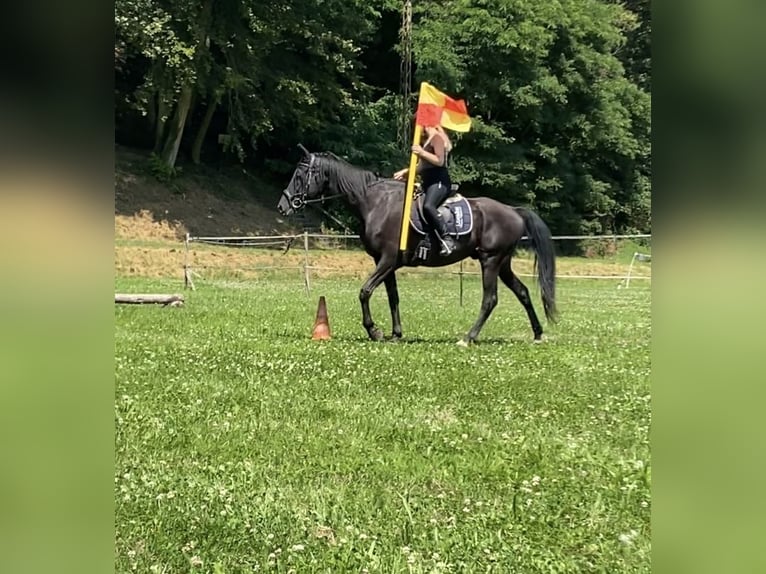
277;145;557;345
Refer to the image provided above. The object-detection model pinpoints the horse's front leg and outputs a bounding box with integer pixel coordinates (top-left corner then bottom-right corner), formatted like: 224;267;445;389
359;258;396;341
383;271;402;339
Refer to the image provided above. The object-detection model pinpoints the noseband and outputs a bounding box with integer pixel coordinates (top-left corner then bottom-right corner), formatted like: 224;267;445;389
281;188;306;210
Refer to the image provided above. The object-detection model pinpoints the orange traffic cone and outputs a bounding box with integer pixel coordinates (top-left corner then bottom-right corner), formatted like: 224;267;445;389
311;295;331;340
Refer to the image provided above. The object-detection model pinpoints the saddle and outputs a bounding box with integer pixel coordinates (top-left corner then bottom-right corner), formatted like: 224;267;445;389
409;184;473;237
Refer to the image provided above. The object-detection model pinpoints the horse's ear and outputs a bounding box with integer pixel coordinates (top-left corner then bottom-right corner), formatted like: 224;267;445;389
297;143;310;157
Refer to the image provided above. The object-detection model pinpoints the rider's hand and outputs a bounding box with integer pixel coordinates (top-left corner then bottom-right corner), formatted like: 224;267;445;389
393;169;407;180
411;144;424;156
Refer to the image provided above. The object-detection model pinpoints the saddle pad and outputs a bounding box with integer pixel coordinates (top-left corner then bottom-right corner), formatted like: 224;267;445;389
410;193;473;236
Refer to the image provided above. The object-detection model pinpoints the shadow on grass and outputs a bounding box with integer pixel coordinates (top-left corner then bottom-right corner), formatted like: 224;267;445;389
270;331;538;345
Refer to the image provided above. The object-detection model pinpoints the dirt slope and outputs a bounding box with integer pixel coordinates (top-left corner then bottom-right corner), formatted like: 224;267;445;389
114;146;316;241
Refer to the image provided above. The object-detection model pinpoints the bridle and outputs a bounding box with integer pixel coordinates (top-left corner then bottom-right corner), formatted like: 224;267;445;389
281;153;318;211
282;151;342;211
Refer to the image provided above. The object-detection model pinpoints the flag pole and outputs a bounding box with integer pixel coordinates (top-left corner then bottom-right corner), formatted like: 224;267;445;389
399;104;423;251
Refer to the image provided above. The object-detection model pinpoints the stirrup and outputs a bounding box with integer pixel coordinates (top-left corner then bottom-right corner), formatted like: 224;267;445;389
438;235;455;256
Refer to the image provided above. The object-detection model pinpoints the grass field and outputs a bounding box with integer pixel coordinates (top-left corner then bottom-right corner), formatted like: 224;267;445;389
115;272;650;573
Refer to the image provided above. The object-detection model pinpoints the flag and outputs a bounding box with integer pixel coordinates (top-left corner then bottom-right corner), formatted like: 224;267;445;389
415;82;471;132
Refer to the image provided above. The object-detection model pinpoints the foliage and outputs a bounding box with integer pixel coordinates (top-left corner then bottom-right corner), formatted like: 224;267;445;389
115;275;650;573
115;0;651;236
410;0;650;234
146;152;182;182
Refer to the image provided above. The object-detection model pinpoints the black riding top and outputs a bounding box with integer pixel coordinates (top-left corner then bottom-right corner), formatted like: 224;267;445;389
419;141;451;190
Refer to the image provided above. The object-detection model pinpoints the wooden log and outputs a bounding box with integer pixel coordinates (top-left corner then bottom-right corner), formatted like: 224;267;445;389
115;294;185;307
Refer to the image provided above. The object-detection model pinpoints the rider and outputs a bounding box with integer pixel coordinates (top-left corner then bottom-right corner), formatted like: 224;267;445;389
394;124;456;256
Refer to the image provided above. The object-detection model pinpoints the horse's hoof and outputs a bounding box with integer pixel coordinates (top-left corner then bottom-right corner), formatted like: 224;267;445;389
369;328;385;342
533;335;546;344
456;339;471;348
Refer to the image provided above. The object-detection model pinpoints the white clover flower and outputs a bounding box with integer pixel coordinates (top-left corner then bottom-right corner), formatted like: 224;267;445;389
618;529;639;545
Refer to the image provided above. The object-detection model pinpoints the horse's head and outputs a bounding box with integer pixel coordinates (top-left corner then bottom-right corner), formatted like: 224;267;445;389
277;144;326;216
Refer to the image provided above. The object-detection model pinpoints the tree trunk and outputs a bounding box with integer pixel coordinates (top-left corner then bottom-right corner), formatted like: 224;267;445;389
160;84;193;169
188;0;215;165
154;92;169;153
157;0;212;168
146;91;157;138
191;96;219;164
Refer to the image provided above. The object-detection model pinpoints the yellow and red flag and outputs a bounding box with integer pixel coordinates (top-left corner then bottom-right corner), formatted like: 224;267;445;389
415;82;472;132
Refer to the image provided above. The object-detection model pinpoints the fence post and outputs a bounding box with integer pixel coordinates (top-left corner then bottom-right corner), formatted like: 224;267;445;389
183;233;195;290
625;252;637;289
459;259;464;307
303;231;311;295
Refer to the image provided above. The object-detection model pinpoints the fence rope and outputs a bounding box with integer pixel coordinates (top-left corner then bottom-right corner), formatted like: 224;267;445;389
182;233;651;292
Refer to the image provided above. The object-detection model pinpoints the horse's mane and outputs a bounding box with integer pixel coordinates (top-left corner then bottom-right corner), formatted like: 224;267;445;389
316;151;382;184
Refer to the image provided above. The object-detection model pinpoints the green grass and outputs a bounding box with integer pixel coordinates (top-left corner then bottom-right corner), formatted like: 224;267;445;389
115;274;650;573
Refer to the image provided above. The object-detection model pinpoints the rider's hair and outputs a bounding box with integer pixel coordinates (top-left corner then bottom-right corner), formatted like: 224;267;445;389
424;125;453;153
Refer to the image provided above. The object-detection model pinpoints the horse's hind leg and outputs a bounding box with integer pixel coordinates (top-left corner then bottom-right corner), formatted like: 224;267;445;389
383;272;403;339
499;259;544;341
460;255;502;345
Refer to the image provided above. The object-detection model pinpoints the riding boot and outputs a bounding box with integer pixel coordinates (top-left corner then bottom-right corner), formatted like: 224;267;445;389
434;216;455;256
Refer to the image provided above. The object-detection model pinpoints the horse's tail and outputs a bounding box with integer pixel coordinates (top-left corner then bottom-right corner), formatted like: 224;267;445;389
515;207;558;322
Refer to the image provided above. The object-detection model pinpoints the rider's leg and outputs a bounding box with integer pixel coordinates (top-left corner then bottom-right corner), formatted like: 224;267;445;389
423;183;455;255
